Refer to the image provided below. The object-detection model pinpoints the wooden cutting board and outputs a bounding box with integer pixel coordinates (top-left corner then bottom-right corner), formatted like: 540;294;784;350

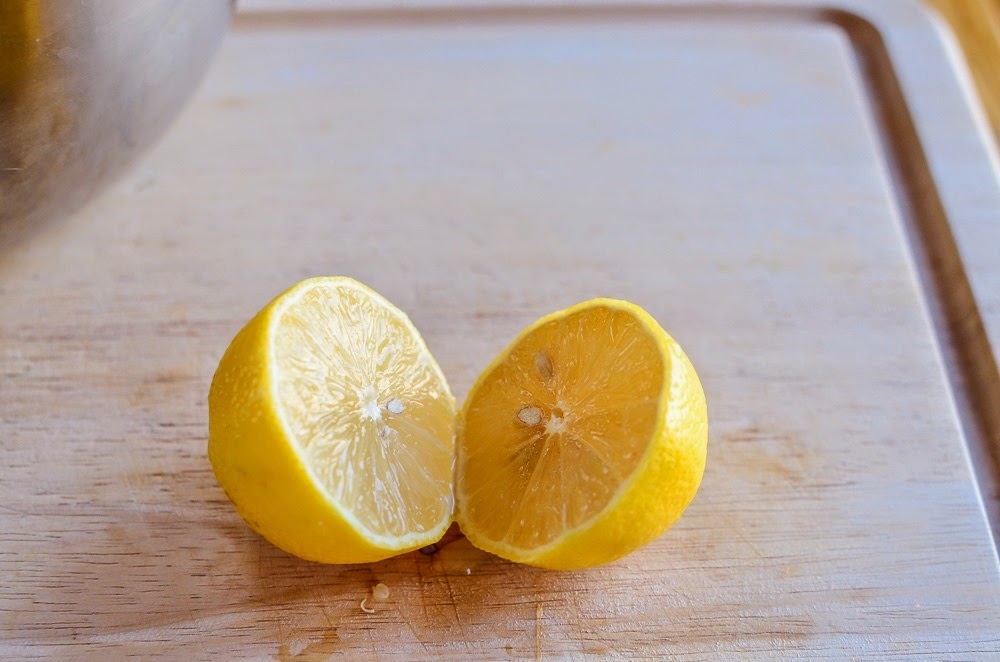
3;0;999;657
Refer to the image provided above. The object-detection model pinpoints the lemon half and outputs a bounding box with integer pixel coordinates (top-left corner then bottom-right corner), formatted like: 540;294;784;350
455;299;707;569
209;277;456;564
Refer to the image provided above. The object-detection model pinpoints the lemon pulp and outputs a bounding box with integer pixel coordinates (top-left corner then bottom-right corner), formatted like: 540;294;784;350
271;282;455;542
459;305;665;550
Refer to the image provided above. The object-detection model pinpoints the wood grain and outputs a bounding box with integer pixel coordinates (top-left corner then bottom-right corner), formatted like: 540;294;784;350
2;1;999;658
925;0;1000;141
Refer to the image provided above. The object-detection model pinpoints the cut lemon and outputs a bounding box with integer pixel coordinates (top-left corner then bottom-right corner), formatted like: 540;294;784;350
456;299;707;569
208;277;456;563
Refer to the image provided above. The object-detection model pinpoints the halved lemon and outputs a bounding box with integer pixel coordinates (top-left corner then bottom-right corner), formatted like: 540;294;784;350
208;277;456;563
455;299;707;569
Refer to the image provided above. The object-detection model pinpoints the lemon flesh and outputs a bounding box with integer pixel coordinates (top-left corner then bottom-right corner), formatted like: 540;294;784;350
209;277;456;563
456;299;707;569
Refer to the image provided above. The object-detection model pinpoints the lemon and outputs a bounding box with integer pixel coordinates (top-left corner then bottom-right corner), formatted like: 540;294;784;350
208;277;456;564
455;299;707;569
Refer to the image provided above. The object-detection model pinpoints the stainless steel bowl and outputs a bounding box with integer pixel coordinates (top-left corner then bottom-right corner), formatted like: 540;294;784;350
0;0;233;246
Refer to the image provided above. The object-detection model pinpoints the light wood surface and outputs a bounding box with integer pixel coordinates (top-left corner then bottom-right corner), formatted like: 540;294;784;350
2;0;1000;658
926;0;1000;141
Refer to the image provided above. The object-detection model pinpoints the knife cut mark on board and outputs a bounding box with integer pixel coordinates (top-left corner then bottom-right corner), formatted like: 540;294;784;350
535;602;543;660
440;570;468;647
